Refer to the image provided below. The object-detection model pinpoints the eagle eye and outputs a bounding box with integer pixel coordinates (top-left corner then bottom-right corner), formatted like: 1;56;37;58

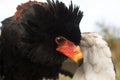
55;36;66;45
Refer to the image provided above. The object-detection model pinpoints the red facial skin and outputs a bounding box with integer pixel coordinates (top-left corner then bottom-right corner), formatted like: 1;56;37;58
55;36;83;63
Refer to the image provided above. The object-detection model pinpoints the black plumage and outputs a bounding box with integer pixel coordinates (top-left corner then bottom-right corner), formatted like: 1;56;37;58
0;0;83;80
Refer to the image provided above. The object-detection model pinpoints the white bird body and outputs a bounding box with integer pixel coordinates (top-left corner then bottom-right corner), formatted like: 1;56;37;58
72;32;116;80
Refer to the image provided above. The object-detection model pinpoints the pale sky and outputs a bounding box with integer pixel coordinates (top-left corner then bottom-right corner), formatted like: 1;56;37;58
0;0;120;32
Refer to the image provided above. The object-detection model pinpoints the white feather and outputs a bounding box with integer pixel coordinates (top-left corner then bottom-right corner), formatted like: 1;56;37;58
72;32;116;80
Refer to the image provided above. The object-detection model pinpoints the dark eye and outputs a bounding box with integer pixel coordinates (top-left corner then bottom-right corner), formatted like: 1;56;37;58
55;36;66;45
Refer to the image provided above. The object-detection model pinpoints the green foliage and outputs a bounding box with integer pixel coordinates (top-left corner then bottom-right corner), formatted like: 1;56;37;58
117;75;120;80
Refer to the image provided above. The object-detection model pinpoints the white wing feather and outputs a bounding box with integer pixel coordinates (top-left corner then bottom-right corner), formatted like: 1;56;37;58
72;32;116;80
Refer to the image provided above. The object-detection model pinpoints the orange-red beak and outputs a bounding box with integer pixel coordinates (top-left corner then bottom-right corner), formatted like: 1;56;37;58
55;36;83;63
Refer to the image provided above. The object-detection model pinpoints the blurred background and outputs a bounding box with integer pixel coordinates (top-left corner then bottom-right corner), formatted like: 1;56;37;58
0;0;120;80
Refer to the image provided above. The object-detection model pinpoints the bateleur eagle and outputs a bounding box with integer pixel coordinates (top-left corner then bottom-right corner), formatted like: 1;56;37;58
0;0;83;80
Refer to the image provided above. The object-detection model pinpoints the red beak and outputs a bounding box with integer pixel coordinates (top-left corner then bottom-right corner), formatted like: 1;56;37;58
55;36;83;63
